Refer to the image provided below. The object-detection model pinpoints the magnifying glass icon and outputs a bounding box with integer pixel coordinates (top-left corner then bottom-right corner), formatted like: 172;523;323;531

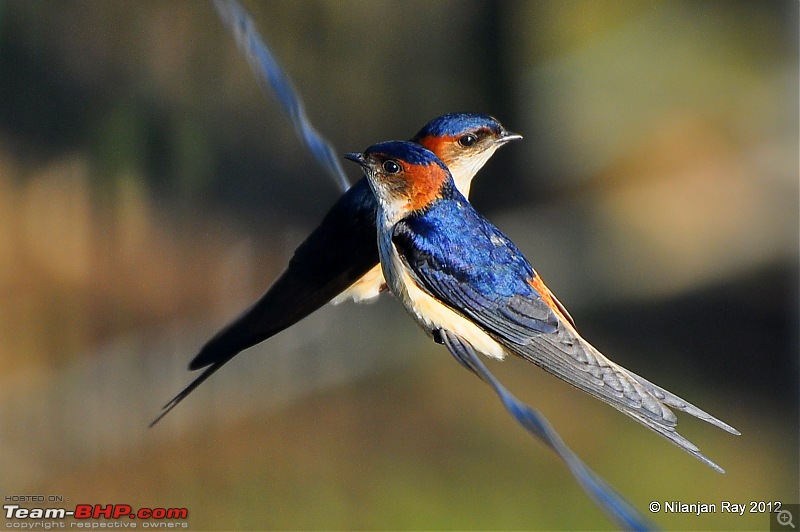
778;509;795;528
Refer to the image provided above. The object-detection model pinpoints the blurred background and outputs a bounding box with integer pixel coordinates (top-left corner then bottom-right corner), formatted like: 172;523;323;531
0;1;797;530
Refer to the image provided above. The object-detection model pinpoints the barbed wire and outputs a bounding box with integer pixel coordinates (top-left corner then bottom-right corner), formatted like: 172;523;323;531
441;329;653;531
212;0;351;193
208;1;652;529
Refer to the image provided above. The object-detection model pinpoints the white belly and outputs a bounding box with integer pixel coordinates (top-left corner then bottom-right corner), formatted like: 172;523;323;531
380;231;507;361
330;264;385;305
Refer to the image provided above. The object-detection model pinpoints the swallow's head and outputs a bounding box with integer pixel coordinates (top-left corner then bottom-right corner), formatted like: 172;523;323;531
345;141;453;223
411;113;521;196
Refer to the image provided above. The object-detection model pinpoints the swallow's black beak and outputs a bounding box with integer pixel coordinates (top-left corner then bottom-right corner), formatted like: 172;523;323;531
344;152;366;168
498;130;523;143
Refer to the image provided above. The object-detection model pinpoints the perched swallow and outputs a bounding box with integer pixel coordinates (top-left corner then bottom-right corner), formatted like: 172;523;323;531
345;141;740;473
150;113;521;426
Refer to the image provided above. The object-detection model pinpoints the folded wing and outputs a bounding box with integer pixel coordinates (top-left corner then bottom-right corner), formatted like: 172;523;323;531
391;208;738;472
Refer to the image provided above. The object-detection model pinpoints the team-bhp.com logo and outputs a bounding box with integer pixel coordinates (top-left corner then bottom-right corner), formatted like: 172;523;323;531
5;504;188;520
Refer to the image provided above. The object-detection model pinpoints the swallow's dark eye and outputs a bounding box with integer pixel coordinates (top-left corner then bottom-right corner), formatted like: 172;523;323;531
382;160;401;174
458;134;478;147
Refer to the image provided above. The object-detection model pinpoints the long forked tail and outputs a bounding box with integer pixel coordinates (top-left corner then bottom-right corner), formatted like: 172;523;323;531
150;183;381;426
628;372;740;435
150;248;371;427
513;324;738;472
150;358;229;427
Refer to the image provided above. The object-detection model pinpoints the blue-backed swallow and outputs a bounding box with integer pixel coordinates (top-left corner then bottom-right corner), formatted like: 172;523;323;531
344;141;740;474
150;114;521;426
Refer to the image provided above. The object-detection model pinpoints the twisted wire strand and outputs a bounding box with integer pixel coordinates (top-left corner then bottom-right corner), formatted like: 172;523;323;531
210;1;652;528
440;330;654;531
212;0;351;192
